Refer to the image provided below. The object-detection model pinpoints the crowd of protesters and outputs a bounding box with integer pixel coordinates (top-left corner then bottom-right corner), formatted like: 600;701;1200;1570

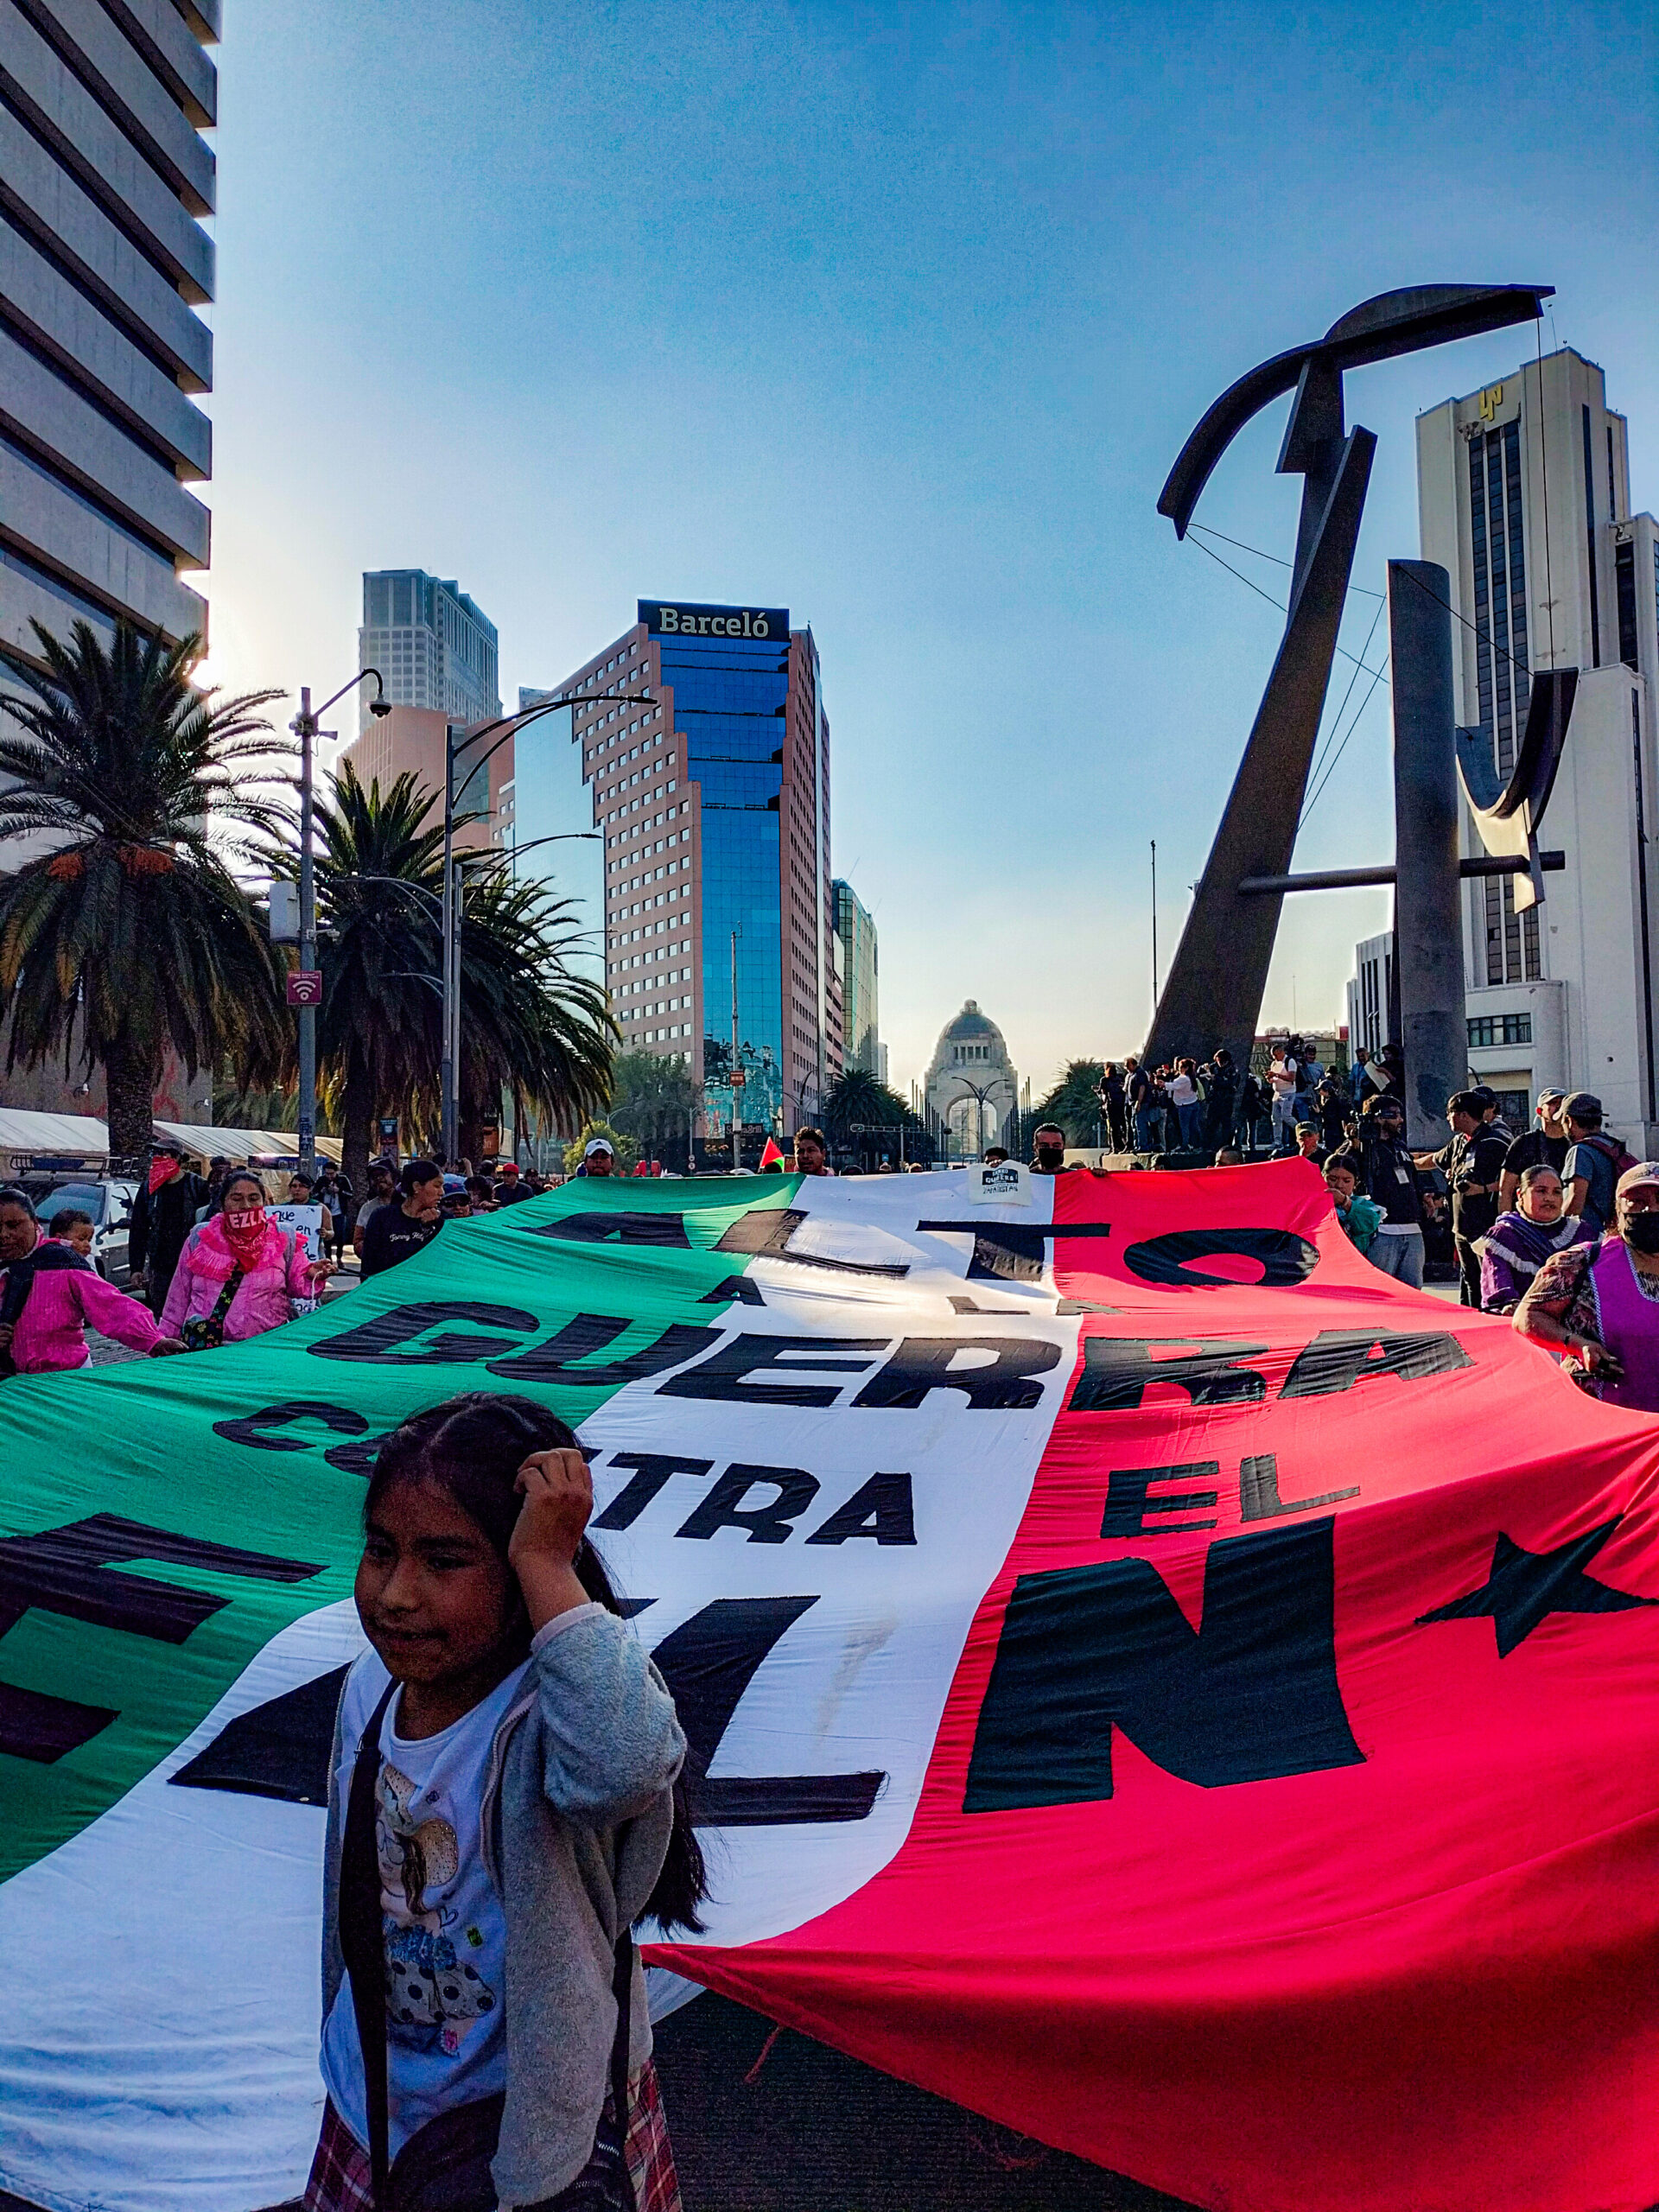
1096;1036;1384;1160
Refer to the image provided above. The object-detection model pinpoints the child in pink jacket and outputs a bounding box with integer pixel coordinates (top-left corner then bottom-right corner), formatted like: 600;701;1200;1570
162;1170;329;1344
0;1188;172;1374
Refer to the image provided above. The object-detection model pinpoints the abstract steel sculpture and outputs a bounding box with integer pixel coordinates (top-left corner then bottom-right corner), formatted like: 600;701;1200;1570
1456;666;1578;912
1147;283;1553;1066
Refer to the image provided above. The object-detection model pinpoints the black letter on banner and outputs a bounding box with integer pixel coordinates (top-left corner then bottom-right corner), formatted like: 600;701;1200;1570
1122;1230;1319;1290
1100;1463;1220;1537
806;1472;917;1547
213;1402;371;1453
487;1314;717;1387
325;1432;398;1478
310;1301;537;1365
658;1333;887;1408
524;1211;691;1248
917;1220;1114;1283
1068;1338;1269;1414
963;1517;1363;1811
1279;1329;1474;1397
0;1516;323;1764
649;1596;885;1823
715;1208;909;1277
1239;1453;1358;1522
676;1465;821;1542
854;1336;1061;1411
593;1453;715;1530
700;1274;766;1306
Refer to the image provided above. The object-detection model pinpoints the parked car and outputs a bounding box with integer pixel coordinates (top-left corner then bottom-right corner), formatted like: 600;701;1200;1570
16;1175;139;1286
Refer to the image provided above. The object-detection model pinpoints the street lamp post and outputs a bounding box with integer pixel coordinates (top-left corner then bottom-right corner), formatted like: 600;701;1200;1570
949;1077;998;1161
439;685;655;1162
443;831;600;1162
356;835;600;1166
290;671;388;1180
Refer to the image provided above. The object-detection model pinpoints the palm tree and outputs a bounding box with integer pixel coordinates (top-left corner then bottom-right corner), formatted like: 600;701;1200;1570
452;869;614;1162
295;765;613;1198
607;1048;702;1169
1035;1058;1108;1146
0;619;290;1166
822;1067;932;1166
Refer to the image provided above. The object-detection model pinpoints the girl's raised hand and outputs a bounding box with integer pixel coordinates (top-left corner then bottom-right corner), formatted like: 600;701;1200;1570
508;1450;594;1630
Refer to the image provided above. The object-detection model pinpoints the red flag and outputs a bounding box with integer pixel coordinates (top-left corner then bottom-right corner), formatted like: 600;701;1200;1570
759;1136;785;1168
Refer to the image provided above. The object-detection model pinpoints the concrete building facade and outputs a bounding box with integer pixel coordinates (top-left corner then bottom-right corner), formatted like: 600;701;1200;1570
832;876;884;1080
0;0;218;660
505;685;605;988
547;598;838;1153
339;704;506;854
1362;345;1659;1141
924;1001;1019;1157
1406;346;1659;1148
358;569;501;734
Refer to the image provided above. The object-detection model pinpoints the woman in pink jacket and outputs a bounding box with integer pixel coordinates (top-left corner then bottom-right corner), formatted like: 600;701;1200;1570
162;1170;331;1345
0;1187;177;1374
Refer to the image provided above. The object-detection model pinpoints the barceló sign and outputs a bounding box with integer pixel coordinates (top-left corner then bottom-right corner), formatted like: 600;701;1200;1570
639;599;789;640
285;970;322;1007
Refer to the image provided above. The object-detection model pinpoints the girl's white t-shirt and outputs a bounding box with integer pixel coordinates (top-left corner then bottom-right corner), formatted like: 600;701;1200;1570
321;1654;531;2156
1168;1074;1197;1108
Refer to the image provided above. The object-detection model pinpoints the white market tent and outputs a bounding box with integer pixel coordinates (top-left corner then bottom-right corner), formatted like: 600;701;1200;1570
0;1108;341;1172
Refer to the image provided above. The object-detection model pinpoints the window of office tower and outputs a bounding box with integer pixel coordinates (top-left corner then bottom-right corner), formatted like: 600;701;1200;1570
645;601;788;1136
1466;417;1529;775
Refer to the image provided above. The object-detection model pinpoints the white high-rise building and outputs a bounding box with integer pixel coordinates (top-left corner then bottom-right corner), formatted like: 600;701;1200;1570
1397;346;1659;1145
358;570;501;734
0;0;217;659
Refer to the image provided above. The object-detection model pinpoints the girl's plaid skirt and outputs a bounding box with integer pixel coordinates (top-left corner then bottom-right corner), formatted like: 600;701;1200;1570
302;2060;682;2212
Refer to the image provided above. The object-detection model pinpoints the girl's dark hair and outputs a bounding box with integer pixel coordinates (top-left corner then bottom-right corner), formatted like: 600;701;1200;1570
48;1207;93;1235
365;1392;707;1933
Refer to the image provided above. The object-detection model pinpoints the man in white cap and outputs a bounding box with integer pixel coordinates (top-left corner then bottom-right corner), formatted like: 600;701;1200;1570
579;1136;616;1179
1498;1089;1569;1214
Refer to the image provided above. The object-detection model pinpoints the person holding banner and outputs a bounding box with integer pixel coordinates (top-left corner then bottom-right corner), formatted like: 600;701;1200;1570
1515;1161;1659;1410
162;1172;330;1348
308;1394;700;2212
0;1188;180;1373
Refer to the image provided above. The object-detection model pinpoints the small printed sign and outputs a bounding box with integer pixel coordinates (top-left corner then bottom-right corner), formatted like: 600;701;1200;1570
285;970;323;1007
968;1160;1032;1206
268;1201;323;1262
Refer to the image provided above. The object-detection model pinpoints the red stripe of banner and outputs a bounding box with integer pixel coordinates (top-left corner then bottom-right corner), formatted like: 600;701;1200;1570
653;1161;1659;2212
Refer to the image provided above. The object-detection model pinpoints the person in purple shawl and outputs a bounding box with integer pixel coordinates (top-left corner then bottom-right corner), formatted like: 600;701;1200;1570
1479;1163;1595;1313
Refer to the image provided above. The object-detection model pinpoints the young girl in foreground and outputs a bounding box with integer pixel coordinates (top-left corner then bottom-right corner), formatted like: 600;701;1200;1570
308;1393;701;2212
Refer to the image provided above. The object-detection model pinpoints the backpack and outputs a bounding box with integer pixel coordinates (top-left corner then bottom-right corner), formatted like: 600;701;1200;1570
1580;1131;1638;1177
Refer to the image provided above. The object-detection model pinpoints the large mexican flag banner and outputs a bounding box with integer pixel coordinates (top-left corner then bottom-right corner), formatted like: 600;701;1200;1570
3;1163;1657;2212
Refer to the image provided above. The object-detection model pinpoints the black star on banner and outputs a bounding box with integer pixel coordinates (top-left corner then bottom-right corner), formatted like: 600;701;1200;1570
1417;1517;1659;1658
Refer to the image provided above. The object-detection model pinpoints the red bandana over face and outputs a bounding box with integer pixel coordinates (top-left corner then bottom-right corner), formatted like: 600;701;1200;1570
220;1201;268;1268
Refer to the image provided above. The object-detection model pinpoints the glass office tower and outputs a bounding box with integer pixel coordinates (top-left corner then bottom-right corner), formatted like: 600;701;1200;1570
560;597;836;1162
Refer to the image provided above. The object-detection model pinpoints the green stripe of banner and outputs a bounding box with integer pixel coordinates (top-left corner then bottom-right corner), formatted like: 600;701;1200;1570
0;1178;798;1879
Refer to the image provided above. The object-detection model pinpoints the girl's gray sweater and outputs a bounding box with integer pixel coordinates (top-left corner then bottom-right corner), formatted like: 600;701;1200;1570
321;1601;687;2208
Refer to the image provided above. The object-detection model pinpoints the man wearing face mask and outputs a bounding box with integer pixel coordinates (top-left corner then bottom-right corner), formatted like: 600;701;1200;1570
1031;1122;1070;1175
1516;1162;1659;1411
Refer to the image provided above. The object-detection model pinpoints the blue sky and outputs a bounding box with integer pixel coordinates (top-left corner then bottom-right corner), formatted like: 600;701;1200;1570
200;0;1658;1099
